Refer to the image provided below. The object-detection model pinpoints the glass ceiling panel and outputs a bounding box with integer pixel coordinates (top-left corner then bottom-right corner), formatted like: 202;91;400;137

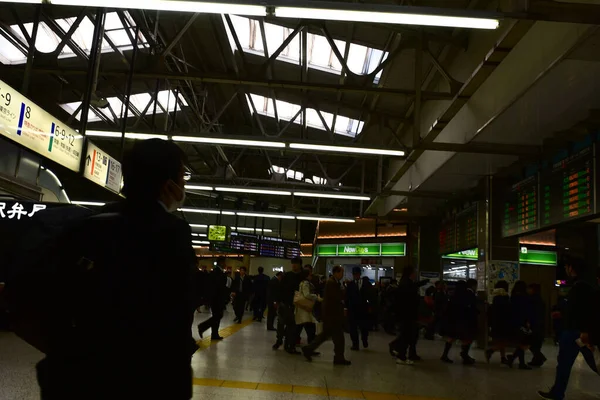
247;93;363;138
0;11;148;66
224;15;388;81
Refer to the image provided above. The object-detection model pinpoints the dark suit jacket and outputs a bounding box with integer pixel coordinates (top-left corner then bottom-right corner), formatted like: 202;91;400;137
323;277;345;327
206;267;228;308
231;275;252;299
267;277;281;304
38;200;197;399
346;278;373;317
252;273;270;298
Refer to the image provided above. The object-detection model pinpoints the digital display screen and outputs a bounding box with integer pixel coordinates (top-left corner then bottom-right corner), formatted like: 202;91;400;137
455;205;478;251
540;146;594;228
282;239;301;259
438;219;455;254
259;236;286;258
502;175;538;237
208;225;228;242
229;232;259;255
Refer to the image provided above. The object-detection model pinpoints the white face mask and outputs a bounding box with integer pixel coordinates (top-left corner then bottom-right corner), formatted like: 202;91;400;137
166;180;186;213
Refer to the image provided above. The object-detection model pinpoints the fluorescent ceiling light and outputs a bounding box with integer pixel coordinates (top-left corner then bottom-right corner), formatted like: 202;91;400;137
172;136;285;148
216;187;292;196
0;0;41;3
189;224;208;228
233;227;273;233
237;212;295;220
289;143;405;157
192;233;208;237
49;0;265;16
222;211;236;216
274;7;499;30
86;130;122;138
294;192;370;201
179;208;221;215
185;185;213;191
125;133;168;140
296;216;356;223
192;240;210;245
71;201;106;207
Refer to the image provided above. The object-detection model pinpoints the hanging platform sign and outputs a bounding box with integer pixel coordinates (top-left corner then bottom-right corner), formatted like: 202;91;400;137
0;79;83;172
83;141;122;193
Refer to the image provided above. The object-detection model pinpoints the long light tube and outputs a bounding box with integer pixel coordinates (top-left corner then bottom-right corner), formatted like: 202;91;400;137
189;224;208;228
172;136;285;149
185;185;213;191
289;143;405;157
192;233;208;237
237;211;295;220
296;216;356;223
215;187;291;196
179;208;221;215
294;192;370;201
71;201;106;207
232;227;273;233
49;0;265;16
274;7;499;29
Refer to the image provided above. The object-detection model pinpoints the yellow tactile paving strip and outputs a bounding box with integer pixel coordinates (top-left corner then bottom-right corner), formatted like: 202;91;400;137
193;317;446;400
192;377;445;399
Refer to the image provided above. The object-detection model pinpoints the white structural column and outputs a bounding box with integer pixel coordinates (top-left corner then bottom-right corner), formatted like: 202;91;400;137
378;20;596;216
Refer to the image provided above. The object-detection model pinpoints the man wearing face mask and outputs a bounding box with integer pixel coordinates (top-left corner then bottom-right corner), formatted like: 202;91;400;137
35;139;197;400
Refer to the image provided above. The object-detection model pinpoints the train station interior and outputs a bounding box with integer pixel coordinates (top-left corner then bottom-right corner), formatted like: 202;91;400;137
1;0;600;399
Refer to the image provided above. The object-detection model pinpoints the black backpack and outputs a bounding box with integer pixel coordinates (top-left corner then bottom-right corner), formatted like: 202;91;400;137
4;207;124;354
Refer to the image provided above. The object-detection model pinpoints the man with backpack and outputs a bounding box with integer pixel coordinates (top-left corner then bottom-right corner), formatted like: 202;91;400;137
9;139;197;400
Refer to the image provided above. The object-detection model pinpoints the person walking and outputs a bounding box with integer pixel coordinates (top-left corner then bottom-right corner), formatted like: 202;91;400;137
252;267;270;322
231;267;252;323
528;283;547;367
266;272;283;331
198;257;229;341
302;266;351;366
389;267;428;365
507;280;534;370
32;139;197;400
440;279;478;364
296;268;320;345
485;280;512;365
539;258;597;400
273;257;303;354
346;267;373;350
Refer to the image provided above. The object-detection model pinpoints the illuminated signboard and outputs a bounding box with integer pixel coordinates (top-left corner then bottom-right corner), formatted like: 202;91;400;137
208;225;228;242
0;79;83;172
316;243;406;257
83;141;122;193
441;248;478;260
519;247;557;266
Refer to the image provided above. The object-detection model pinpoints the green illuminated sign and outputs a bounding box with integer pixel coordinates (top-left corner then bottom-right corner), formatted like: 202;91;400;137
316;243;406;257
208;225;227;242
442;248;478;260
519;247;557;266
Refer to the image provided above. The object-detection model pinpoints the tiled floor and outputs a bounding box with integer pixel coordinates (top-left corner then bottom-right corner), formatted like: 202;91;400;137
1;306;599;400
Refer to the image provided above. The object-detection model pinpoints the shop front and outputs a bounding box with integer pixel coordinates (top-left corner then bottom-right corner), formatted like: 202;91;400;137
315;242;406;282
441;248;478;282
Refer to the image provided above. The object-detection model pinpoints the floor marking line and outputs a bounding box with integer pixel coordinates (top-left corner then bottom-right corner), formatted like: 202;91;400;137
194;316;255;353
193;378;448;400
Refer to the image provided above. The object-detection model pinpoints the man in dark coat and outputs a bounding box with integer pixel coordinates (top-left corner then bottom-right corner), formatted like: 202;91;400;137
197;257;229;340
252;267;270;322
34;139;197;400
346;267;373;350
302;265;351;365
273;257;303;354
389;266;429;365
266;272;283;331
231;266;252;323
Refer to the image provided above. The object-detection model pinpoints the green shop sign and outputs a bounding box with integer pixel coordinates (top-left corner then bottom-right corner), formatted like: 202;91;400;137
316;242;406;257
442;248;478;260
519;247;557;266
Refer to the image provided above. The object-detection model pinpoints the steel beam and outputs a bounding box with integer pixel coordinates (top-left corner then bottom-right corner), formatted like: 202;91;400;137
161;13;198;56
14;67;456;100
415;141;543;156
21;5;40;96
80;8;105;136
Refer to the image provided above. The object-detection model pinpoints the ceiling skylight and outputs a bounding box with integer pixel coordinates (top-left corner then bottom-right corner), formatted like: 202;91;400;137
0;11;148;65
269;164;341;186
224;16;387;83
60;90;188;123
248;94;364;138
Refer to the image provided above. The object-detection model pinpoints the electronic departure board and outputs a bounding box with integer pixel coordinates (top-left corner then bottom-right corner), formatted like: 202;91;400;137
502;176;538;237
455;206;478;250
229;232;260;255
540;146;594;228
259;236;286;258
282;239;301;259
438;219;456;255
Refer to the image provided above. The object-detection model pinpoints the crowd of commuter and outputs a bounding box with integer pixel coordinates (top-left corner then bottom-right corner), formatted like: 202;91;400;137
0;139;598;400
